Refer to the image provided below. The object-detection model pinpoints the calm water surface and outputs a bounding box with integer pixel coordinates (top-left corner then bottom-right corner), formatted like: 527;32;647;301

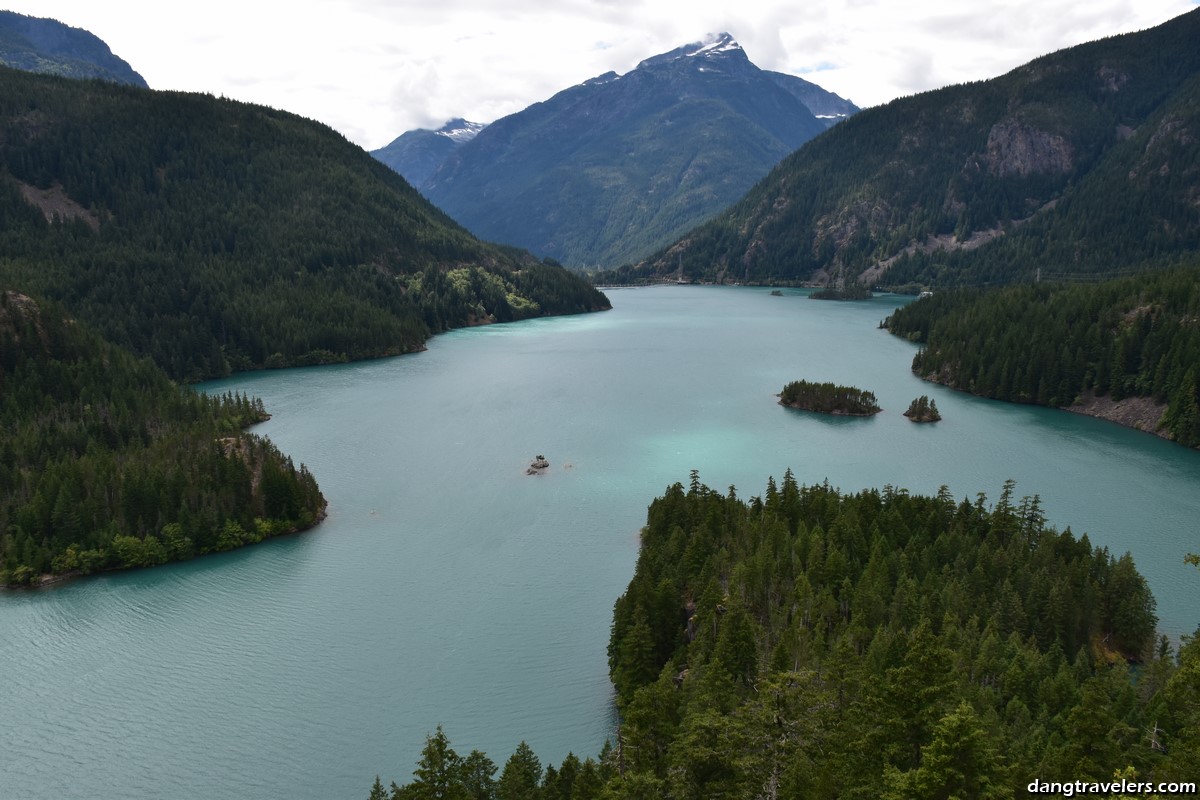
3;286;1199;799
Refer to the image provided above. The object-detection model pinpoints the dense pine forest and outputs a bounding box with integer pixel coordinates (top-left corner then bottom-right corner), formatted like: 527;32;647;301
779;380;881;416
374;475;1199;798
885;267;1200;447
0;66;608;382
0;290;324;585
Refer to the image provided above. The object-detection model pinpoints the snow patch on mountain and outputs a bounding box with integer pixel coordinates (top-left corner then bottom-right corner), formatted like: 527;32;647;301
435;118;486;143
583;71;620;86
636;32;745;70
685;33;742;58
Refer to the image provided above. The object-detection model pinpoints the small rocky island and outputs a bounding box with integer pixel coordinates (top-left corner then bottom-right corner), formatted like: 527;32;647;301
904;395;942;422
779;380;881;416
526;454;550;475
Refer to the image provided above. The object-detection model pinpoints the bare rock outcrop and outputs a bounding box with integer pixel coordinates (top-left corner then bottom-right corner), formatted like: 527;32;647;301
985;120;1073;177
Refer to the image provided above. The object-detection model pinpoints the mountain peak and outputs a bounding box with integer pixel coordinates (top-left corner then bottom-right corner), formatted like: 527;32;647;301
686;32;742;57
435;118;486;143
637;32;746;69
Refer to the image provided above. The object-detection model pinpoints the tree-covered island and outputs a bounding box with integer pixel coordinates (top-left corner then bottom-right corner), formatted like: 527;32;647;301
904;395;942;422
779;380;882;415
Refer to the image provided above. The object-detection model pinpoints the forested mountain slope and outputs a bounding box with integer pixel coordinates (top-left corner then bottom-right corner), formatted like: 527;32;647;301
606;8;1200;287
408;34;855;268
0;66;608;381
0;11;147;87
0;290;324;585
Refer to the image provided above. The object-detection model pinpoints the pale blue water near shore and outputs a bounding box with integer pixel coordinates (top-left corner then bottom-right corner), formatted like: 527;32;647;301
2;286;1198;799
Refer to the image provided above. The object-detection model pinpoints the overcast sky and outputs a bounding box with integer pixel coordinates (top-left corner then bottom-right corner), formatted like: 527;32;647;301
7;0;1198;150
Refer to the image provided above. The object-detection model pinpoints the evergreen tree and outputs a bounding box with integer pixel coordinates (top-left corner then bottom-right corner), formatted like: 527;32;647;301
497;742;542;800
883;701;1007;800
405;726;469;800
460;750;498;800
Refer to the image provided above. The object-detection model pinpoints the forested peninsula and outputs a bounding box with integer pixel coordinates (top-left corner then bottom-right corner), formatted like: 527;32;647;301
0;291;324;586
885;267;1200;448
373;474;1199;798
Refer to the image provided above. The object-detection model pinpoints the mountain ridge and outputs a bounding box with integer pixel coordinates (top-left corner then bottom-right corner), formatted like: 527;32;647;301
0;11;147;87
372;34;857;268
372;117;487;187
603;8;1200;287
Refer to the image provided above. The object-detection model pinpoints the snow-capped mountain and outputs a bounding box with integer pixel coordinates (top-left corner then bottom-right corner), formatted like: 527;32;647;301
374;34;857;267
435;119;486;143
372;118;487;187
636;32;746;68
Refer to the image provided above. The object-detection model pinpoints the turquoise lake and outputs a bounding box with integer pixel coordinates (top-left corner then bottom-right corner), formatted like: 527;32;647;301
2;286;1198;799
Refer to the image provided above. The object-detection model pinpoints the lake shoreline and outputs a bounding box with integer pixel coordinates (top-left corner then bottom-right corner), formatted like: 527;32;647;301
912;369;1194;450
1;501;329;591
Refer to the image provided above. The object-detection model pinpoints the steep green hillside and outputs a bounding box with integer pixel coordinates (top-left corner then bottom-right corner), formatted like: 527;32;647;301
0;66;608;381
604;8;1200;287
0;290;324;586
417;34;853;269
0;11;147;87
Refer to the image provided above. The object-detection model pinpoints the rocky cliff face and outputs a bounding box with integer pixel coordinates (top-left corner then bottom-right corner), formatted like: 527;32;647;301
985;119;1074;177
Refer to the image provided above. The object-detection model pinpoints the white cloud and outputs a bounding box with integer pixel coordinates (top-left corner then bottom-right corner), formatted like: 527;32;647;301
6;0;1198;148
